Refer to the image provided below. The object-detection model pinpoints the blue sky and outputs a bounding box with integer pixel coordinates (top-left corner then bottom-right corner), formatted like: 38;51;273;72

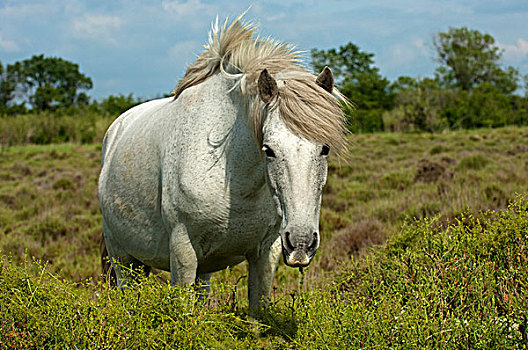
1;0;527;100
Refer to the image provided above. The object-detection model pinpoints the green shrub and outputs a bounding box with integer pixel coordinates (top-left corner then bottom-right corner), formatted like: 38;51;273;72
456;154;489;171
379;170;412;190
2;199;527;348
52;178;76;190
429;144;448;155
340;198;528;347
0;112;114;146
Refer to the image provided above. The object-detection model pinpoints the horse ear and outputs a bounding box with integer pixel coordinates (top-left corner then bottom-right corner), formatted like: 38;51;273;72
316;66;334;93
258;69;278;104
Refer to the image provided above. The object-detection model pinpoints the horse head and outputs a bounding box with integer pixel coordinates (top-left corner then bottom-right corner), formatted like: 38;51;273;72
258;68;335;268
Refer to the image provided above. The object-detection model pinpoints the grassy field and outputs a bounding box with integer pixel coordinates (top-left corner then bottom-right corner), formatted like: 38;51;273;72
1;126;528;347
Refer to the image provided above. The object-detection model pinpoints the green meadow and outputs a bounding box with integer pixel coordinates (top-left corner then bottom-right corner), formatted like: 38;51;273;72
1;125;528;348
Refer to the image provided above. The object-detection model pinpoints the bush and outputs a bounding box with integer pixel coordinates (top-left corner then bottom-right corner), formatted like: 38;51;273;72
0;112;114;146
2;198;527;348
97;93;142;117
456;154;489;171
339;197;528;347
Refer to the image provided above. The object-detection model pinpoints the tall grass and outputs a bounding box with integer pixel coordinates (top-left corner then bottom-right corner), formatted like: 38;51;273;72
0;144;102;281
0;112;114;146
2;127;528;286
1;124;528;347
1;198;526;348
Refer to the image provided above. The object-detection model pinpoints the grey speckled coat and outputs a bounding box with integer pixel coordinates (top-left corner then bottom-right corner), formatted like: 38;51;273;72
98;70;330;314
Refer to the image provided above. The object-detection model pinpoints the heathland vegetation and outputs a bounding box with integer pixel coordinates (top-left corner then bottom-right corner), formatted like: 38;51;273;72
2;127;528;347
0;26;527;347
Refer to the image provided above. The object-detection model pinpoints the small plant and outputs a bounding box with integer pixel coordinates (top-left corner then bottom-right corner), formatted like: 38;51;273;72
456;154;489;171
52;178;76;190
429;144;448;155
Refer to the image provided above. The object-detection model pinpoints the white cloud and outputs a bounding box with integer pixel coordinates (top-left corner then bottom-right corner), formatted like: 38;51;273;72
168;40;201;60
497;38;528;63
161;0;216;18
0;34;19;52
71;14;123;44
266;12;286;22
387;37;430;67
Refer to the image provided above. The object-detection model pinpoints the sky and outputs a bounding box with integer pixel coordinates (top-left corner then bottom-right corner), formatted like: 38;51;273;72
1;0;527;100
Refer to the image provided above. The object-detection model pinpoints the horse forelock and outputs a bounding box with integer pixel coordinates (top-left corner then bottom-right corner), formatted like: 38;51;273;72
172;14;350;156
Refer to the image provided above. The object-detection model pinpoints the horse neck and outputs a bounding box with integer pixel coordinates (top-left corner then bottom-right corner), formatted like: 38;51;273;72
221;76;267;199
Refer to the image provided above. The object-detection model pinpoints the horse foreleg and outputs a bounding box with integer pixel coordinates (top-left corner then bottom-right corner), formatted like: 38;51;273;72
246;234;282;317
169;224;198;286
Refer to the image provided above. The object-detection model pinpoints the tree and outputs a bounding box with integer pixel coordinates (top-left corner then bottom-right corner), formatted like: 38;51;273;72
385;76;454;132
524;73;528;98
0;61;14;108
9;55;93;111
97;93;142;116
433;27;519;94
311;43;393;132
0;61;27;114
312;43;378;85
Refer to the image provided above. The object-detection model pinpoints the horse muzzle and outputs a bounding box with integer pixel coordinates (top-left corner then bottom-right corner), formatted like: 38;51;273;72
281;228;319;268
283;248;312;267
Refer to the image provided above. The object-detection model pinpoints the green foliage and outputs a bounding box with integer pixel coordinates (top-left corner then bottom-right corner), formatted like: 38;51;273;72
313;28;526;133
95;93;142;116
0;260;264;348
1;198;526;348
366;200;528;347
311;43;394;133
378;170;413;191
456;154;489;171
384;77;451;132
0;60;26;115
385;76;528;132
1;56;148;117
311;43;376;85
0;111;114;146
433;27;520;94
5;55;93;111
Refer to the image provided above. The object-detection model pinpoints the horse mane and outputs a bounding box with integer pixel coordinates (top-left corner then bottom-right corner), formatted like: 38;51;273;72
172;14;349;155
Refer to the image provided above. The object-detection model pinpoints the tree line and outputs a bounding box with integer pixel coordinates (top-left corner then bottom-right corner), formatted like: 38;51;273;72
1;27;527;133
0;54;141;116
312;27;528;132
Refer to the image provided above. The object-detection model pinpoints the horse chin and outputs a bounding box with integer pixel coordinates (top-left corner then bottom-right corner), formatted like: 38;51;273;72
282;247;311;268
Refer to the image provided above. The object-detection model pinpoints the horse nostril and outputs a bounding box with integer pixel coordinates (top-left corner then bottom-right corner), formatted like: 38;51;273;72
308;232;318;251
284;231;295;252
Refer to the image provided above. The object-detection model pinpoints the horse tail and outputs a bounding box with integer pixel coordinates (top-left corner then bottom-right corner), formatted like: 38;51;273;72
100;233;116;286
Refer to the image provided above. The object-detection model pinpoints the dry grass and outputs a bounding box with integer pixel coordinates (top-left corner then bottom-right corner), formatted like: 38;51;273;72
0;144;102;281
1;126;528;348
2;126;528;289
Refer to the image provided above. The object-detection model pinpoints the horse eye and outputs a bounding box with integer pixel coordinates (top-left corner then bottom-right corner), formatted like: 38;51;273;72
321;145;330;156
262;145;276;158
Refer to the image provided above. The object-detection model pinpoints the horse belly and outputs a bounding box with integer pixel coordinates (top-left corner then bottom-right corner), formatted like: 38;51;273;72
101;186;169;261
100;139;169;265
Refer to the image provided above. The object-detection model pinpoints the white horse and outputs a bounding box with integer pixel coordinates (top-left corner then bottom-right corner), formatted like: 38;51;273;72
98;15;348;315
